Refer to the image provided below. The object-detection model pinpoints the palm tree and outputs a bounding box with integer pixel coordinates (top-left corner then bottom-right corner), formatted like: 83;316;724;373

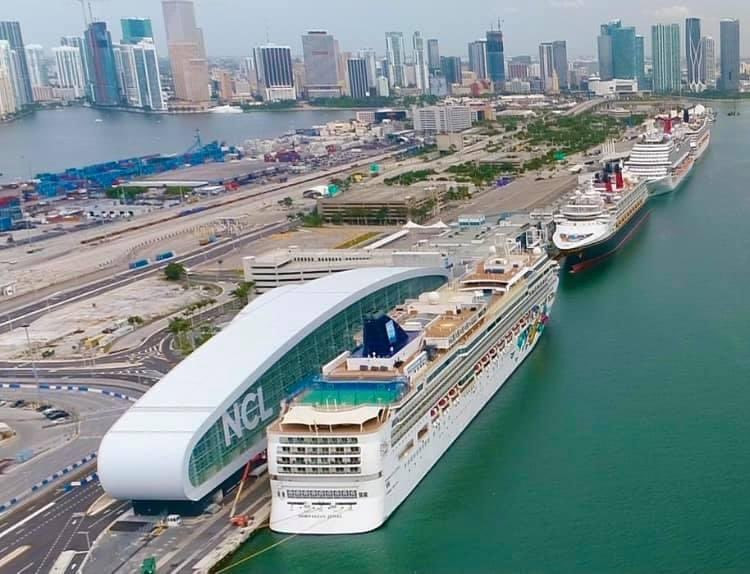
231;281;255;307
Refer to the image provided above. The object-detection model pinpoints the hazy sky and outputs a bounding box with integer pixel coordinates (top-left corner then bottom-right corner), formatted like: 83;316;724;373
3;0;748;59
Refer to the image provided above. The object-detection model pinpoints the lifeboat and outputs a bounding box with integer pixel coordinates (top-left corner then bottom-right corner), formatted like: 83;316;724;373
439;397;449;409
489;346;498;358
505;333;512;342
474;364;483;375
430;407;439;418
449;387;458;399
513;324;520;335
481;355;490;366
498;342;505;353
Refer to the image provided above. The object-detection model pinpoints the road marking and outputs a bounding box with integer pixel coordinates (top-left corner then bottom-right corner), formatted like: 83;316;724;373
0;502;55;541
0;545;30;568
16;562;33;574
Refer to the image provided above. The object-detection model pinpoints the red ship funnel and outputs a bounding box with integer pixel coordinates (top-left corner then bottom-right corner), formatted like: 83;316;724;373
664;117;672;134
615;168;624;189
605;179;613;192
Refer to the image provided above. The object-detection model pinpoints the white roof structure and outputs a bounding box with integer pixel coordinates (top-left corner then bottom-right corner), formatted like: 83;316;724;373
98;266;448;502
280;405;382;427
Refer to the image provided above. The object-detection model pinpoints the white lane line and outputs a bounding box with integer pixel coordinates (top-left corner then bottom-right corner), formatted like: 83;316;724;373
0;545;30;568
0;502;55;541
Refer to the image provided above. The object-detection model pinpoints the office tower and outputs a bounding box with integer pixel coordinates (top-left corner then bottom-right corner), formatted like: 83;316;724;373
359;50;378;93
440;56;462;87
701;36;716;88
468;40;488;80
376;75;389;97
720;19;740;92
116;40;166;110
84;21;120;106
427;39;440;74
539;43;558;93
61;36;90;91
685;17;704;91
507;61;528;80
552;41;568;90
302;30;340;98
0;41;17;116
121;18;153;44
598;20;637;80
486;28;505;85
651;24;681;93
24;45;45;87
635;35;646;89
53;46;86;98
385;32;405;88
0;22;33;106
412;32;429;92
254;45;295;101
347;58;369;99
162;0;210;103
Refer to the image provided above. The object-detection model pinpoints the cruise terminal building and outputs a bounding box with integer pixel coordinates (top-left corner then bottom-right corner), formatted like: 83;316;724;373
98;267;448;507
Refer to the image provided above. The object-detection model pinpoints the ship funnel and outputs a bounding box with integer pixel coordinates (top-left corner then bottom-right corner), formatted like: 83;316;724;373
614;164;624;189
683;108;690;123
664;117;672;134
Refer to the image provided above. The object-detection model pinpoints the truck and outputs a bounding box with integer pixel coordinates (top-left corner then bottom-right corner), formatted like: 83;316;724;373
140;557;156;574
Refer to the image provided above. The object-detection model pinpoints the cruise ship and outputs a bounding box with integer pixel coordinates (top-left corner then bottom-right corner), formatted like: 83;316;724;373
266;240;560;534
626;112;711;196
553;163;649;272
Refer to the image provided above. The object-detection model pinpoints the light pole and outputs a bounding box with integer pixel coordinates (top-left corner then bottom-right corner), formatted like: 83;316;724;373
21;324;39;385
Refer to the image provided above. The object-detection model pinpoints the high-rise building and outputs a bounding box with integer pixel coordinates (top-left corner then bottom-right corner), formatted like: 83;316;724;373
0;41;17;116
162;0;210;103
651;24;681;93
635;35;646;89
115;40;166;110
701;36;717;88
0;22;33;106
412;32;429;93
121;18;153;44
440;56;462;88
61;36;90;92
302;30;340;98
347;58;369;99
539;43;558;93
84;21;120;106
359;49;378;93
686;17;704;92
508;56;530;80
486;28;505;86
254;45;295;101
24;44;45;88
385;32;405;88
427;39;440;75
53;46;85;98
598;20;637;80
552;41;568;90
720;19;740;92
468;40;488;80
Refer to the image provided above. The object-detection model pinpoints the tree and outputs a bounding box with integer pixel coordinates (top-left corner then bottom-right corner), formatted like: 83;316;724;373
278;196;293;208
231;281;255;307
127;316;144;326
164;262;186;281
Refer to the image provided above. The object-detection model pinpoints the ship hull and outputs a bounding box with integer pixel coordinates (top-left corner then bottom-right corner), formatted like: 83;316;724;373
648;130;710;197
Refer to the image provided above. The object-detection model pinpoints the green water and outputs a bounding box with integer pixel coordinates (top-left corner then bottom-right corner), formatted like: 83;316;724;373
228;103;750;573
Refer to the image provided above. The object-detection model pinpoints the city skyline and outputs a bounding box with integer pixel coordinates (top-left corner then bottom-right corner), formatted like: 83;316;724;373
3;0;750;60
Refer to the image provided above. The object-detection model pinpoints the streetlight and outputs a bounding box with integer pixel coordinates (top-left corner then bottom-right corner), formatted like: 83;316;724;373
21;324;39;385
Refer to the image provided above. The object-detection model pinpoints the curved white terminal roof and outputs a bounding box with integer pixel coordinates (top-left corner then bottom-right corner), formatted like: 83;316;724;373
99;266;449;501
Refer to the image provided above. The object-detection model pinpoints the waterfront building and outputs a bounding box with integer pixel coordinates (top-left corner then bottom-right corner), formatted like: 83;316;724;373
0;41;17;117
347;58;369;99
161;0;210;103
652;24;681;94
359;49;378;94
116;40;166;110
440;56;462;89
302;30;341;99
84;21;120;106
385;32;406;88
24;44;46;89
0;21;33;106
587;76;638;97
598;20;637;81
412;104;472;133
427;39;440;75
686;18;704;92
720;19;740;92
486;28;505;86
121;18;153;44
468;40;488;80
635;35;646;90
98;267;448;506
61;36;90;93
412;32;429;93
254;45;296;101
53;46;86;98
539;43;559;93
701;36;717;88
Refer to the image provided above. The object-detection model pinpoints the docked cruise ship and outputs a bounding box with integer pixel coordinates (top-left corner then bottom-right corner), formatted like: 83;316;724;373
626;112;711;196
267;241;560;534
553;163;649;272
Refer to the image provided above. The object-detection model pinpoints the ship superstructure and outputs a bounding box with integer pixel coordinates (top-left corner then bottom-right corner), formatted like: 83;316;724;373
267;239;559;534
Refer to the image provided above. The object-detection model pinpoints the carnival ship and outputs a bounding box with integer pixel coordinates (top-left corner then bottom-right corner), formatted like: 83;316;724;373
266;240;560;534
553;163;649;272
626;110;711;196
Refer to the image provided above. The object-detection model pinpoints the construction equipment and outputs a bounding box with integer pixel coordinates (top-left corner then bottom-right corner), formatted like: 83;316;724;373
229;461;253;527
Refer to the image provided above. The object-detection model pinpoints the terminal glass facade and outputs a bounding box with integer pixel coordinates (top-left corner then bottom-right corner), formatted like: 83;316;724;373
187;274;446;488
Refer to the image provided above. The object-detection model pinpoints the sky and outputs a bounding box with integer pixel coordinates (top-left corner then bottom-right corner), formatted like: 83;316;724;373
3;0;749;59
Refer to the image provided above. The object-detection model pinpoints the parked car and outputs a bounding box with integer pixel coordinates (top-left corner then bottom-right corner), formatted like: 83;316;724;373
10;400;26;408
45;410;69;420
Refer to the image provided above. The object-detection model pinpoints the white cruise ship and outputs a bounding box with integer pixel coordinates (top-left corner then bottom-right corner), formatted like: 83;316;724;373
267;241;560;534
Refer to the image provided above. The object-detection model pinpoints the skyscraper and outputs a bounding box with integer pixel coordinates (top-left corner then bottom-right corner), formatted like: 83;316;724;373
720;19;740;92
686;17;704;92
116;40;166;110
651;24;681;93
468;40;487;80
162;0;210;103
385;32;405;88
486;28;505;86
53;46;86;98
121;18;153;44
302;31;340;98
24;45;45;88
427;39;440;75
440;56;462;88
84;21;120;106
0;22;33;106
635;35;646;89
539;43;558;93
347;58;368;99
254;45;295;101
0;41;17;116
701;36;717;88
359;50;378;93
61;36;90;93
598;20;637;80
552;41;568;90
412;32;429;93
